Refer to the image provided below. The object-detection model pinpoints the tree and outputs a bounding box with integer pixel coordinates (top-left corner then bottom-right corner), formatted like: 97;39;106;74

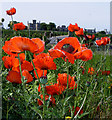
98;31;106;34
40;23;47;30
47;22;56;31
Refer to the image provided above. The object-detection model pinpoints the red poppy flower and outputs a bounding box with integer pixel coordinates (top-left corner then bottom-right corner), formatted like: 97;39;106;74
97;105;100;112
95;39;103;46
54;37;80;53
102;70;110;75
13;53;25;68
88;67;94;75
12;60;34;73
101;37;110;45
75;28;84;36
79;49;93;61
57;73;77;90
32;38;45;54
2;54;25;69
19;53;26;62
13;22;26;31
96;37;110;46
37;94;55;106
2;41;17;56
81;44;86;47
80;66;85;74
2;56;15;69
46;83;65;95
86;35;92;39
33;53;56;70
6;70;21;83
49;37;81;64
21;60;33;71
6;8;16;15
85;34;95;40
74;47;93;61
6;70;33;84
92;34;95;40
49;37;93;62
2;36;39;54
68;23;80;32
11;57;19;68
2;53;26;70
34;69;47;78
74;106;83;116
48;49;65;59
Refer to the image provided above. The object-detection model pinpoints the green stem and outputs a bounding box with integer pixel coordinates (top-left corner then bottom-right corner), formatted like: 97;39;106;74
18;54;24;83
74;87;88;119
6;101;8;120
28;51;40;81
11;15;14;25
7;103;15;113
42;84;46;119
66;60;69;97
11;15;16;35
76;59;80;96
73;61;85;76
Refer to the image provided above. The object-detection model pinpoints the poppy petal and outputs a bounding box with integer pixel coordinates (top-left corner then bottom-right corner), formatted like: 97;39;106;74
6;8;16;15
75;28;84;36
31;38;45;54
21;60;33;71
54;37;81;53
34;69;47;78
13;22;26;31
22;70;33;83
48;49;65;58
80;49;93;61
33;53;56;70
2;36;39;54
6;70;21;83
68;23;80;32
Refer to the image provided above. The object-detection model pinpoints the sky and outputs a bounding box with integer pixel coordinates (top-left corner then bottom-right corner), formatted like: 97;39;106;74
0;1;111;31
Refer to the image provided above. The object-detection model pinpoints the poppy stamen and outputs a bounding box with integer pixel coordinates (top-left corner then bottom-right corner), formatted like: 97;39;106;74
61;44;75;53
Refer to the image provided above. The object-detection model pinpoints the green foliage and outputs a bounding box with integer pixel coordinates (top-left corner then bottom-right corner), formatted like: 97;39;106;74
40;22;47;30
8;21;18;29
47;22;56;31
39;22;56;31
1;18;5;22
1;30;112;119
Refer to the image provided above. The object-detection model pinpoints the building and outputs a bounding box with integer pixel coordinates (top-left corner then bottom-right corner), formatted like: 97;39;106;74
84;28;96;34
27;20;40;30
104;29;110;34
57;25;68;32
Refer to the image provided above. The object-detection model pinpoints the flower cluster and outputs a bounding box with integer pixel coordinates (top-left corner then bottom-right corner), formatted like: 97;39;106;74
96;37;110;46
68;23;84;36
2;36;45;83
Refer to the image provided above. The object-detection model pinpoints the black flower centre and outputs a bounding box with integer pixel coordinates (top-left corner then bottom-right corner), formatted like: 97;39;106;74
61;44;74;53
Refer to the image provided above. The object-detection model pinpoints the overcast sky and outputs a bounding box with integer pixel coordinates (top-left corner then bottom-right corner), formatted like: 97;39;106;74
1;1;110;31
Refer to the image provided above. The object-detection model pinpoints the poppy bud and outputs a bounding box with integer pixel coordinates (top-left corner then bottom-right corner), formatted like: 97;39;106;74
86;81;91;87
40;76;47;84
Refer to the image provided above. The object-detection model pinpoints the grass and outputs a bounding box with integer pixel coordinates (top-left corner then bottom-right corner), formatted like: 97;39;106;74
1;31;112;119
